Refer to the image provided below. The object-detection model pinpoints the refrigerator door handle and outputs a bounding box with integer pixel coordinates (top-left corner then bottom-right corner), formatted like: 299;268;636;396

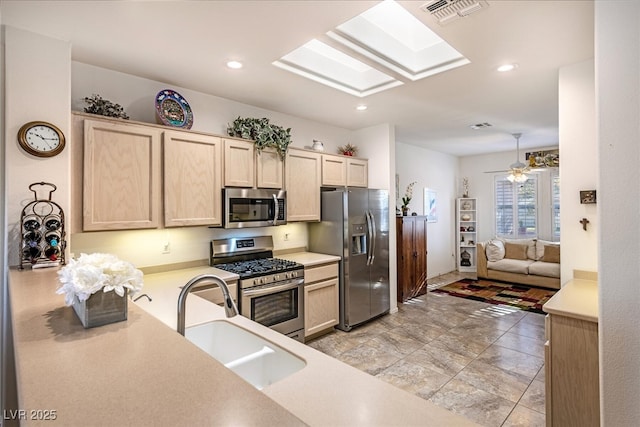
368;210;377;265
365;210;373;265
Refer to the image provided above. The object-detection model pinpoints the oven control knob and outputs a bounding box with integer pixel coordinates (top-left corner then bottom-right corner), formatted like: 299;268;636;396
253;278;259;286
290;271;297;278
274;274;280;281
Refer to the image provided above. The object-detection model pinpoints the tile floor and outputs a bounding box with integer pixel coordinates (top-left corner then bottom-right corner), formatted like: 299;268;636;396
306;272;546;427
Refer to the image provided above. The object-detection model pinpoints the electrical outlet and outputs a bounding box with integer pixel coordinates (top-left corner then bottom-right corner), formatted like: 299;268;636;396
284;233;290;241
162;241;171;254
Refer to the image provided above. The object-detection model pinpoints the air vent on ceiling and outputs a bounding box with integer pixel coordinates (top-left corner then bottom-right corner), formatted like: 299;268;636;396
421;0;489;25
469;122;492;130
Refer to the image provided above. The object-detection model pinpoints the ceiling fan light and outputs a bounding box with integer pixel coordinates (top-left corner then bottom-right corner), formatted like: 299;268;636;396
508;172;528;183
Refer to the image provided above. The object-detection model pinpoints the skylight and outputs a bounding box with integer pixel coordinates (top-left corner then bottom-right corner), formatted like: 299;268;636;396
328;0;470;81
273;0;469;96
273;39;402;97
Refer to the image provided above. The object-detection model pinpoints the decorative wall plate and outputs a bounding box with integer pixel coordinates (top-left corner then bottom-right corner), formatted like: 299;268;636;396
155;89;193;129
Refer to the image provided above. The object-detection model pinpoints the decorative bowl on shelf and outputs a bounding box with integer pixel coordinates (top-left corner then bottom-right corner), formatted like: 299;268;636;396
461;214;472;221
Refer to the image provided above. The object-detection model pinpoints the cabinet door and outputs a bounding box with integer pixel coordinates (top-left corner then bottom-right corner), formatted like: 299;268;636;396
164;131;223;227
321;154;346;186
304;278;339;337
396;216;428;302
224;139;254;187
413;217;428;297
347;158;368;187
285;148;321;221
256;147;283;189
83;119;162;231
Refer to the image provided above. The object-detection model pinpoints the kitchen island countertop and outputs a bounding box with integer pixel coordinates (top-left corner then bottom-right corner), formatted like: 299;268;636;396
8;258;477;426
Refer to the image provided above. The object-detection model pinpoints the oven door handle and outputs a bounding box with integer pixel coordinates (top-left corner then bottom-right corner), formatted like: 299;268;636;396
272;194;279;226
242;279;302;297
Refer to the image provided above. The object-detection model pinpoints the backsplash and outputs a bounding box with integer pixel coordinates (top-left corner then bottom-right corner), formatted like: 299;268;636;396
70;222;309;269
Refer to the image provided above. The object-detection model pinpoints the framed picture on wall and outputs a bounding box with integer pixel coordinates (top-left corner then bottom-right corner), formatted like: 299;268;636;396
424;188;437;223
580;190;597;204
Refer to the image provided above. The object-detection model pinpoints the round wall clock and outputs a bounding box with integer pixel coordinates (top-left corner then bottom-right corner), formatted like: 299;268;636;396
17;121;66;157
155;89;194;129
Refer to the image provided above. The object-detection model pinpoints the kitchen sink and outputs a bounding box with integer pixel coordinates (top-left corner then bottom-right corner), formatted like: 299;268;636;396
184;320;306;390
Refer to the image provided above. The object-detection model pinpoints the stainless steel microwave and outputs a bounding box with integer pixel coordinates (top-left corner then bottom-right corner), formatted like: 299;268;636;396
223;188;286;228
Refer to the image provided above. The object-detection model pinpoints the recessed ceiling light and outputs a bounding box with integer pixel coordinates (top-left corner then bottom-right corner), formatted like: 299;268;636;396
497;63;518;72
227;61;243;69
356;105;368;111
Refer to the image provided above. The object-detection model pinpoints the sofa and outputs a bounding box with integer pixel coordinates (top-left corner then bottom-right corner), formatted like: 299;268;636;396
477;238;560;290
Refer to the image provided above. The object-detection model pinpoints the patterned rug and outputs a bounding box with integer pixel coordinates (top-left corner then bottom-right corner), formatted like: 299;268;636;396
431;279;556;314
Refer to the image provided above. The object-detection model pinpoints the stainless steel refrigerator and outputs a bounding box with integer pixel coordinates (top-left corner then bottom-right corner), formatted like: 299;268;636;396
308;188;390;331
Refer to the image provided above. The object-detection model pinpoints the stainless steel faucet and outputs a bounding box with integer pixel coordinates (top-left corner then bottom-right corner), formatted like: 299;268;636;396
177;274;238;336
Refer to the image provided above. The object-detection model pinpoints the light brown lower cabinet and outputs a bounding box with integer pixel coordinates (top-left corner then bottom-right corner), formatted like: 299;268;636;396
303;262;339;339
545;313;599;426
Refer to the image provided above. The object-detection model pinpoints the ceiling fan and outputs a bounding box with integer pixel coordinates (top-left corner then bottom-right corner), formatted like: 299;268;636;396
484;133;531;182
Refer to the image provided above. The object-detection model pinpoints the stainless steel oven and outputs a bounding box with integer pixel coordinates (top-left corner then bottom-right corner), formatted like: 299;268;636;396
240;270;304;342
210;236;305;342
223;188;286;229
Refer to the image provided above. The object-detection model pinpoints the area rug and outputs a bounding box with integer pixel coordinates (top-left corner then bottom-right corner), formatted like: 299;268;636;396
431;279;556;314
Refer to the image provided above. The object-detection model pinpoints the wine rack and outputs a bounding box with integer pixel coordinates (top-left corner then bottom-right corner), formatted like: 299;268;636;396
19;182;66;269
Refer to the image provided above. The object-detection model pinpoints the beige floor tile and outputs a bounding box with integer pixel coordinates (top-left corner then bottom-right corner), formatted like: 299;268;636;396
307;273;548;427
429;378;516;427
455;359;531;403
403;341;474;377
375;359;452;399
337;341;403;375
477;345;544;380
494;331;546;356
502;404;546;427
519;379;546;414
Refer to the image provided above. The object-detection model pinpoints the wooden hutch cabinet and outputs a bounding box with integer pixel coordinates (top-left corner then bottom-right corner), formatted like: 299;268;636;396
396;215;428;302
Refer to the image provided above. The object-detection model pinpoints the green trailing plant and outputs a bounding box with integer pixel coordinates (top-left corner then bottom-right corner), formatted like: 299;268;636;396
83;94;129;119
227;117;292;159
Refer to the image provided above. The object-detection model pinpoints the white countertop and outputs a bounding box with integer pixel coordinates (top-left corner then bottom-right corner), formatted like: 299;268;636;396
277;251;341;267
542;278;598;322
135;254;478;426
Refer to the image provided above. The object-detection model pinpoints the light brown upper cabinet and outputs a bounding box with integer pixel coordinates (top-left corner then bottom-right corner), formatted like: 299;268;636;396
285;148;321;221
164;131;223;227
223;138;254;188
346;157;368;187
224;138;283;189
83;119;162;231
256;147;284;189
321;154;347;187
321;153;368;188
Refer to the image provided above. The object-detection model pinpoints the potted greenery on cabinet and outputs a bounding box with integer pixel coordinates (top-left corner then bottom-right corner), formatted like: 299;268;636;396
227;117;292;159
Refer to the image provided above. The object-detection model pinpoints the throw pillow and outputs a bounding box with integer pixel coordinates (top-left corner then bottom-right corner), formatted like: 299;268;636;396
485;239;505;262
536;240;560;260
504;242;529;260
505;238;537;259
541;244;561;263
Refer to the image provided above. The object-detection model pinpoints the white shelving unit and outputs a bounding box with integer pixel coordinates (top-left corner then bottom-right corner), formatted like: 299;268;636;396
456;198;477;273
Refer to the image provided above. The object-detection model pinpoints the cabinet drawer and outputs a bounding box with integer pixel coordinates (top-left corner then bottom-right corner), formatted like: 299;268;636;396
305;262;339;283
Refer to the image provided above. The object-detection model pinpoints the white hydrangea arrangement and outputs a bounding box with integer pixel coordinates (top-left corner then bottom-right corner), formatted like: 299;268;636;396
56;253;143;306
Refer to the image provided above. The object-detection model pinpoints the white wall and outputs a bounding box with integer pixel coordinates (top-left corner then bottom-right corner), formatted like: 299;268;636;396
459;147;559;244
4;27;71;267
596;2;640;424
395;142;458;278
559;59;597;283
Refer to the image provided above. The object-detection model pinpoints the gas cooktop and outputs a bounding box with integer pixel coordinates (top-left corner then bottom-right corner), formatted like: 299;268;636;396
214;258;302;279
